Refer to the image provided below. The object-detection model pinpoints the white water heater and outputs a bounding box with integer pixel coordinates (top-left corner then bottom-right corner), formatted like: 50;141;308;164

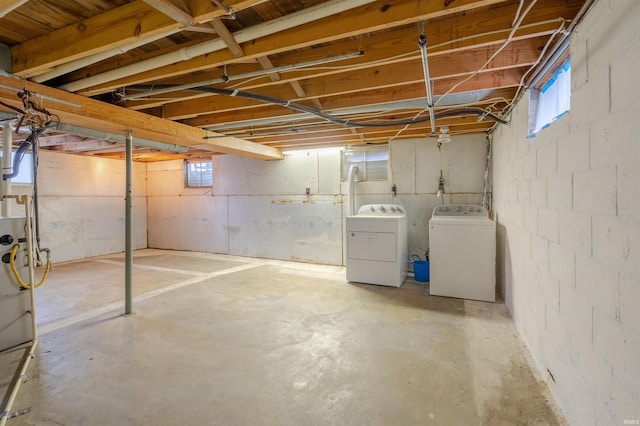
0;217;32;351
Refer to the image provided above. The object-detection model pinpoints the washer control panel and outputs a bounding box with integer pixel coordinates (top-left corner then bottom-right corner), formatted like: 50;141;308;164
432;204;487;217
357;204;406;216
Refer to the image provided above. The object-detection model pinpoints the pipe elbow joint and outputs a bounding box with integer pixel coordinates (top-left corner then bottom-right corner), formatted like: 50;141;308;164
178;47;193;61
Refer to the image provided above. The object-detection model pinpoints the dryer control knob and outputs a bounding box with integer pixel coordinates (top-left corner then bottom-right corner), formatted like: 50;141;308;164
370;206;375;212
397;208;403;213
379;206;386;212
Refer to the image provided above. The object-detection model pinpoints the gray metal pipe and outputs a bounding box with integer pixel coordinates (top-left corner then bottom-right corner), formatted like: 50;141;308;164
0;113;189;154
125;132;133;316
48;123;189;153
418;34;436;135
123;51;363;101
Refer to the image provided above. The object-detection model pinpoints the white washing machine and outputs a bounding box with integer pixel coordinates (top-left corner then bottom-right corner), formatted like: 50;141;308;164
346;204;408;287
429;205;496;302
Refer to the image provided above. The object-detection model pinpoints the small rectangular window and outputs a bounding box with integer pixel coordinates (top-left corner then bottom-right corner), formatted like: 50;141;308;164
0;152;34;184
184;160;213;187
341;145;389;181
528;58;571;137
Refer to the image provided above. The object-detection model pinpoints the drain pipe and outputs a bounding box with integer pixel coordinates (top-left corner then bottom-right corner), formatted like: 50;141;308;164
1;122;12;216
347;164;358;216
418;34;436;135
59;0;376;93
31;31;178;83
0;0;28;18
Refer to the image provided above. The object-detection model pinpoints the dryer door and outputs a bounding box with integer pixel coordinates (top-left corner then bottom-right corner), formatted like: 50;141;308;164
348;231;397;262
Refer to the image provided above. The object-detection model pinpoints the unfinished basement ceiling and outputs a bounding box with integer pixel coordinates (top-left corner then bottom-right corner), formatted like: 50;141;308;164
0;0;589;161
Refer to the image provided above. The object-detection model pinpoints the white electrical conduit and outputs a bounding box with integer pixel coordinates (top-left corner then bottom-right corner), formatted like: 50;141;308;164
390;0;540;143
512;0;525;28
0;195;38;426
122;51;363;100
498;0;594;121
418;34;436;135
506;22;566;111
58;0;377;93
1;122;11;216
434;0;539;108
31;30;179;83
347;164;358;216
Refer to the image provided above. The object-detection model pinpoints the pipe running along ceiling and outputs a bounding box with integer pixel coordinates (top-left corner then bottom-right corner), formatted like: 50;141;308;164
0;0;593;161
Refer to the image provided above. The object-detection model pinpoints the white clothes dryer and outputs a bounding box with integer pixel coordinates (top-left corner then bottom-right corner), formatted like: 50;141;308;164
346;204;408;287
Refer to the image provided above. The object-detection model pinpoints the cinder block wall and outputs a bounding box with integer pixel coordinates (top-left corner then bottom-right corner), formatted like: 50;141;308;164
491;0;640;423
6;150;148;263
146;135;488;265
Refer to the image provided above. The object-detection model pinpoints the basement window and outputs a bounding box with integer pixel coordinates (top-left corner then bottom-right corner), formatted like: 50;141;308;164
184;160;213;188
0;152;33;185
341;145;388;181
528;58;571;137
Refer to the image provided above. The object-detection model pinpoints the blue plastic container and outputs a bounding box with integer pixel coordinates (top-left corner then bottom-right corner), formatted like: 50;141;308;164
413;260;430;282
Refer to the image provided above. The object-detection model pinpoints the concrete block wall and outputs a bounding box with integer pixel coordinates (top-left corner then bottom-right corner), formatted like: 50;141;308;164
5;150;147;263
147;154;344;265
146;134;488;265
491;0;640;423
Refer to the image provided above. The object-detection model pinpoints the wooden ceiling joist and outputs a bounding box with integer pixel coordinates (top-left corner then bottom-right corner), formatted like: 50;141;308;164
64;0;574;97
70;0;508;96
0;0;588;159
11;0;266;77
0;74;282;160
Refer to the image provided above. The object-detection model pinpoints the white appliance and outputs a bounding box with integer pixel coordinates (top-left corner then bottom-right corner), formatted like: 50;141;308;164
346;204;408;287
0;217;32;351
429;205;496;302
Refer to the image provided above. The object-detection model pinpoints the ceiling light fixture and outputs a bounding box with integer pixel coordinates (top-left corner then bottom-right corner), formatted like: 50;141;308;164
437;126;451;143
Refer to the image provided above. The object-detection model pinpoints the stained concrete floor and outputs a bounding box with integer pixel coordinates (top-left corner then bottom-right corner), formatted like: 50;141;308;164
1;249;565;425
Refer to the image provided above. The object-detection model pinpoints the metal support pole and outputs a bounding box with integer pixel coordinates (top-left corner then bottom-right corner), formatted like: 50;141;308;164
125;131;133;315
1;123;12;217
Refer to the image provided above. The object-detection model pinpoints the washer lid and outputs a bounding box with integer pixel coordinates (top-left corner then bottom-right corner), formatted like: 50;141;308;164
432;205;487;218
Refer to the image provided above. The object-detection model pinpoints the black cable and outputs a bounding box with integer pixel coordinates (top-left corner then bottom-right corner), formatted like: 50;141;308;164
31;129;41;249
2;130;39;180
126;85;509;130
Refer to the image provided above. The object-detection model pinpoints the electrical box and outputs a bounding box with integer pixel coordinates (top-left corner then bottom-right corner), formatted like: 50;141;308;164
0;217;32;351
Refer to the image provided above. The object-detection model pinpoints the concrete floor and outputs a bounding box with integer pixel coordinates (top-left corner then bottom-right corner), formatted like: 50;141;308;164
1;249;564;425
